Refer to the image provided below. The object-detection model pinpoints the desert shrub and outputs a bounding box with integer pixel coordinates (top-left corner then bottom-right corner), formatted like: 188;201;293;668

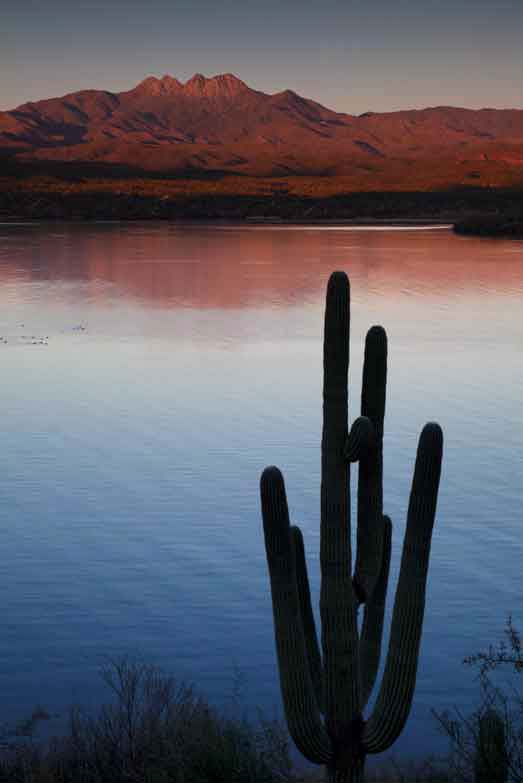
435;617;523;782
0;658;292;783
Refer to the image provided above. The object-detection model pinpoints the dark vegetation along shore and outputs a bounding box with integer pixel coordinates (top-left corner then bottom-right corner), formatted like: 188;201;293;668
1;154;522;231
453;213;523;238
1;169;523;231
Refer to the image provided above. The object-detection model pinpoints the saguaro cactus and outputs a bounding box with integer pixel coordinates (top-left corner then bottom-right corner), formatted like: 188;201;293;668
260;271;443;782
475;709;508;783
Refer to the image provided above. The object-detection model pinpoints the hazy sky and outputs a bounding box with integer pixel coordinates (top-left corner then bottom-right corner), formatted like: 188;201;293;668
2;0;522;113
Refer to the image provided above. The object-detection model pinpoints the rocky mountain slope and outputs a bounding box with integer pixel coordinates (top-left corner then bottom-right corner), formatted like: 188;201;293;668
2;73;523;185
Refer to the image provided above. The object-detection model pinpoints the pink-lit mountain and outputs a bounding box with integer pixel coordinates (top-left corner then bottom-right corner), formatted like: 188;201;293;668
2;73;523;182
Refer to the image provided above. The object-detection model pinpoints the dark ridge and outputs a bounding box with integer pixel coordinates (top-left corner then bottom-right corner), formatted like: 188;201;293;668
0;156;241;181
354;140;385;157
61;101;89;122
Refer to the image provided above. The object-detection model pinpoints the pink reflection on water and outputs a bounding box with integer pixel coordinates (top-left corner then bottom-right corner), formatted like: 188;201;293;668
0;225;522;313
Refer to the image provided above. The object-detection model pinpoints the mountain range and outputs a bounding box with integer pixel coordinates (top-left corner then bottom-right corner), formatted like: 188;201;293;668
2;73;523;187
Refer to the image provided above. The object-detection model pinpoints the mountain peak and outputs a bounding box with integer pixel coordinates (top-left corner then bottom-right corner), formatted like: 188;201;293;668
161;74;182;89
135;74;182;95
186;72;206;85
133;72;250;99
184;72;250;98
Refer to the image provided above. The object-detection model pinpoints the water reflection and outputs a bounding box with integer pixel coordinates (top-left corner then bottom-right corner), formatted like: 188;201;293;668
1;223;522;312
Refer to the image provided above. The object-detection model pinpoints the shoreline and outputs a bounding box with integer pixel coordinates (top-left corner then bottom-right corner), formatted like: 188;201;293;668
1;183;521;234
0;216;454;227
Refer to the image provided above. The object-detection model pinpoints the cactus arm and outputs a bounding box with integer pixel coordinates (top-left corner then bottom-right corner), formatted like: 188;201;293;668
361;326;387;459
353;326;388;605
345;416;375;463
320;271;360;745
362;423;443;754
261;466;333;764
291;525;324;712
359;515;392;711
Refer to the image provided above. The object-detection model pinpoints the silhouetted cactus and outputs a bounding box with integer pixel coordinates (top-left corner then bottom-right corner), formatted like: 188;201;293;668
475;709;508;783
260;271;443;782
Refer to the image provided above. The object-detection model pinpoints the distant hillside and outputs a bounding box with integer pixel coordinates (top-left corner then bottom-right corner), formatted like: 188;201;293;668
2;73;523;188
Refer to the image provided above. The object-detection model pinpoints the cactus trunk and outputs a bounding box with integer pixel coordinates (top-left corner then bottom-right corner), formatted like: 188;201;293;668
326;762;364;783
261;271;443;781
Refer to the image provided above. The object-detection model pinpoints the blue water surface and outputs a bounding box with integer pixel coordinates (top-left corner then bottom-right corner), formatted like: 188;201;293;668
0;222;522;762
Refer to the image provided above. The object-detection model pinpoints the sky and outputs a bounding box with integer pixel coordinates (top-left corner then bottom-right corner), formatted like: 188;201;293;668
2;0;523;114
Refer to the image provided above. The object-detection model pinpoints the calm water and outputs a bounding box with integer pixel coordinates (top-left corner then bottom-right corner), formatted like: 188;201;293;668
0;222;522;760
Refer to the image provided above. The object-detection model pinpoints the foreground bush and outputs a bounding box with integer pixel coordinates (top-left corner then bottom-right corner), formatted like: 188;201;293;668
0;659;292;783
435;618;523;782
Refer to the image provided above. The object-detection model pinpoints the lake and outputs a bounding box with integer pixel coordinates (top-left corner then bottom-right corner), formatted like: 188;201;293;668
0;222;522;762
